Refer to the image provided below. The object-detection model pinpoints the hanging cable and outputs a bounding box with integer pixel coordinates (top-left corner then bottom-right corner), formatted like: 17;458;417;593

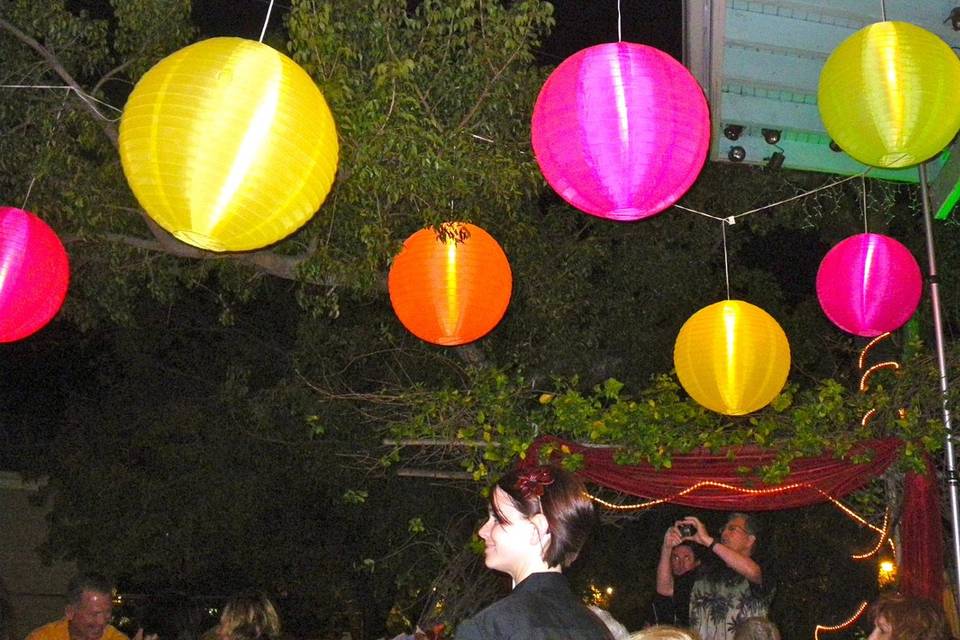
259;0;276;43
617;0;622;42
22;89;69;209
722;220;731;300
862;175;869;233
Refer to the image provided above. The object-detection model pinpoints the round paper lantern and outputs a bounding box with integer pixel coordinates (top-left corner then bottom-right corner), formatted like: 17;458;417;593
0;207;70;342
816;233;922;337
531;42;710;221
388;223;512;346
818;21;960;168
674;300;790;415
119;37;339;252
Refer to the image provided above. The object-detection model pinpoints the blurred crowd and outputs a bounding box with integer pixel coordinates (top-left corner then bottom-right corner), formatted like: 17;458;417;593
1;465;953;640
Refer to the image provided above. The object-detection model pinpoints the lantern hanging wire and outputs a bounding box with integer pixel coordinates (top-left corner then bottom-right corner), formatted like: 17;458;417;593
722;220;731;300
861;175;869;234
259;0;276;43
22;90;69;209
616;0;622;42
880;0;887;22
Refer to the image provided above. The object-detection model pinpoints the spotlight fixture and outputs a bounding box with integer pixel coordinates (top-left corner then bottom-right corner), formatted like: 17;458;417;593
829;140;843;153
728;146;746;162
723;124;744;141
761;128;782;145
766;151;785;170
946;7;960;31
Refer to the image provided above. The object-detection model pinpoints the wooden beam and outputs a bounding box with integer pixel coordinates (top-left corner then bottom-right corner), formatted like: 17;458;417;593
395;468;476;480
382;438;498;447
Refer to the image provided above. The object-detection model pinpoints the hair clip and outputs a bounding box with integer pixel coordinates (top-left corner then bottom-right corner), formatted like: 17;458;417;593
516;467;554;499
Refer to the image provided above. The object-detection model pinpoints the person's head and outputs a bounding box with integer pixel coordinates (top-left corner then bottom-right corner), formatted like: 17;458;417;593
477;465;595;580
720;512;759;556
670;542;701;577
733;617;781;640
65;573;115;640
217;592;281;640
630;625;702;640
868;593;947;640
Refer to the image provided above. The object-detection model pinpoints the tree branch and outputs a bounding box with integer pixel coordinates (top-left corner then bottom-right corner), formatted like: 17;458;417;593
0;16;119;148
455;44;523;132
62;231;351;285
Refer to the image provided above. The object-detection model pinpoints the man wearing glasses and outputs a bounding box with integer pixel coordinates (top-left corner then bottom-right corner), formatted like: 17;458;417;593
676;513;776;640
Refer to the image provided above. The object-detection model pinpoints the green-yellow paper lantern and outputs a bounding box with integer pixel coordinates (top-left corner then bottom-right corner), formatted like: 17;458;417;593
119;37;339;252
673;300;790;416
818;21;960;168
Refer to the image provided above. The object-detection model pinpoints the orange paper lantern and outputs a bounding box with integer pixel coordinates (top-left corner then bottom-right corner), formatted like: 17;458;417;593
388;223;512;346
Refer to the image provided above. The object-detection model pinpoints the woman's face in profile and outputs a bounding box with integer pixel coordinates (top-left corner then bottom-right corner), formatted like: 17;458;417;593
477;487;538;578
868;615;893;640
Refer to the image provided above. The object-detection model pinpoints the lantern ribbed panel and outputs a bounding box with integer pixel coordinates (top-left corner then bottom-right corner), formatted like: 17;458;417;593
388;224;512;346
816;233;922;337
818;22;960;168
673;300;791;416
0;207;70;342
119;37;339;252
531;42;710;221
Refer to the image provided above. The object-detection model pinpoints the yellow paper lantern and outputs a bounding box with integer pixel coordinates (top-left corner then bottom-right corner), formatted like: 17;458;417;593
673;300;790;416
818;21;960;168
119;37;339;252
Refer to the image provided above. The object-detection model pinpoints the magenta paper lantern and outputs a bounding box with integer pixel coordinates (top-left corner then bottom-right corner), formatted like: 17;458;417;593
816;233;921;337
531;42;710;221
0;207;70;342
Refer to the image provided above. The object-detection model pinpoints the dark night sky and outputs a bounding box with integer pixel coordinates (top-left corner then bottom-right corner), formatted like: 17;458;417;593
189;0;683;62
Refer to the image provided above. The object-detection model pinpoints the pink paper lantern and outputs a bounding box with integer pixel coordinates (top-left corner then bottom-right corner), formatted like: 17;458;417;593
0;207;70;342
531;42;710;222
816;233;921;337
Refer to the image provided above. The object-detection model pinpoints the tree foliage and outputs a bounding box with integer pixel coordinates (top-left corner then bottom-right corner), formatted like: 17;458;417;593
2;1;958;638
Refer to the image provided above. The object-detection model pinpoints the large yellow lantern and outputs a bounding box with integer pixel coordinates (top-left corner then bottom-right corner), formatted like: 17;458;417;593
818;21;960;168
119;37;339;252
673;300;790;416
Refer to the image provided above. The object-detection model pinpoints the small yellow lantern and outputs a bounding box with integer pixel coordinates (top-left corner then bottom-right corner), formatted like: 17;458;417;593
119;37;339;252
673;300;791;416
818;21;960;168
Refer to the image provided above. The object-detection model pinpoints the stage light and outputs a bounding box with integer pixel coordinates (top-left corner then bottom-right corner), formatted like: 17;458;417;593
723;124;744;140
761;128;781;144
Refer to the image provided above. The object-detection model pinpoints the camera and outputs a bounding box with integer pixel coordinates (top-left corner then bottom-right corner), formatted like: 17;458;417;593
678;524;696;537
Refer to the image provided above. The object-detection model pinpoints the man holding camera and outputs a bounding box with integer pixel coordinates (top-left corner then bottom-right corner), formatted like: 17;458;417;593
652;525;703;625
675;513;775;640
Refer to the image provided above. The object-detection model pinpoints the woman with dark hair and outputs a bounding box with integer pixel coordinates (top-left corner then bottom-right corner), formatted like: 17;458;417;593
454;464;610;640
868;594;948;640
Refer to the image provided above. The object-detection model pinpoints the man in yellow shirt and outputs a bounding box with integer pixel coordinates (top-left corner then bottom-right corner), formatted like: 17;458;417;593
25;574;150;640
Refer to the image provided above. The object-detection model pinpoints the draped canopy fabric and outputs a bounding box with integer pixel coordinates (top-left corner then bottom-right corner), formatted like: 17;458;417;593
525;435;942;601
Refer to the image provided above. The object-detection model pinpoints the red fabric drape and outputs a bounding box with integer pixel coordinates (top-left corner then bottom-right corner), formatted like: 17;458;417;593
899;462;944;601
525;435;943;599
527;435;902;510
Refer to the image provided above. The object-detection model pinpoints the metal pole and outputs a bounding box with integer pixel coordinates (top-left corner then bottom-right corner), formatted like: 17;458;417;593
918;163;960;609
